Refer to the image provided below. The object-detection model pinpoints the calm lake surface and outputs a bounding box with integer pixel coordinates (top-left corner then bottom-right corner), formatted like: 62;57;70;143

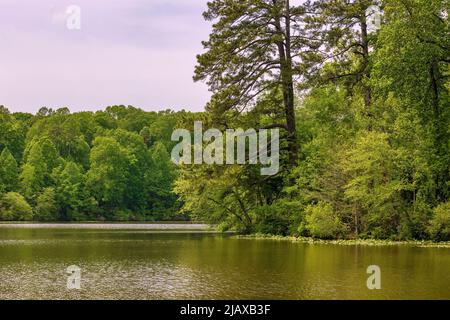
0;224;449;300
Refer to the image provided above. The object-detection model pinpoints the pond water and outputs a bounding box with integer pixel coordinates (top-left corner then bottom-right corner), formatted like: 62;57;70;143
0;224;449;300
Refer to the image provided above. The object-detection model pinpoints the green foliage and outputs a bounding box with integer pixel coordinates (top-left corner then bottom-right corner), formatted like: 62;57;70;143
20;138;62;201
53;161;94;221
0;192;33;221
0;105;186;221
19;164;42;202
0;106;27;161
428;202;450;241
373;0;450;201
146;142;178;219
253;200;302;236
34;188;59;221
0;148;19;193
112;209;135;222
304;202;346;239
87;136;133;211
342;131;406;238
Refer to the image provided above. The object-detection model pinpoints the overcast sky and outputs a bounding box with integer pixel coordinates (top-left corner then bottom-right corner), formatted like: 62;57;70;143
0;0;211;113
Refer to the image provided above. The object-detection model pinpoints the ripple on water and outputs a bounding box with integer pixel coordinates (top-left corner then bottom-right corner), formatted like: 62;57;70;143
0;260;245;300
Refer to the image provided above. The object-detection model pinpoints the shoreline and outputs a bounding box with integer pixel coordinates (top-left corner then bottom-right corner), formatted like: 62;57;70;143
235;234;450;248
0;222;212;231
1;223;448;247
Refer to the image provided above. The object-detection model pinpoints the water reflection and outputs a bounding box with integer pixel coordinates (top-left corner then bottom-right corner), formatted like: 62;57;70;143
0;228;449;299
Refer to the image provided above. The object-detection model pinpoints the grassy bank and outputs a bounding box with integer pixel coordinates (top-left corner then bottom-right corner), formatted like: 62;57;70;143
235;234;450;248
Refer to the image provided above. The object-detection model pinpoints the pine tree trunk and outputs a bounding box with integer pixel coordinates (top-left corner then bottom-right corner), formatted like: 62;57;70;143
274;0;299;167
360;13;373;130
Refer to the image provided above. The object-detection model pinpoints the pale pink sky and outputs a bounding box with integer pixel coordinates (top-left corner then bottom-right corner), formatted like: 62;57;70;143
0;0;211;113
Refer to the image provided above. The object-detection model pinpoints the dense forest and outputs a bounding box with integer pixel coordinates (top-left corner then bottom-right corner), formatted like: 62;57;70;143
0;0;449;241
0;105;184;221
176;0;450;241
